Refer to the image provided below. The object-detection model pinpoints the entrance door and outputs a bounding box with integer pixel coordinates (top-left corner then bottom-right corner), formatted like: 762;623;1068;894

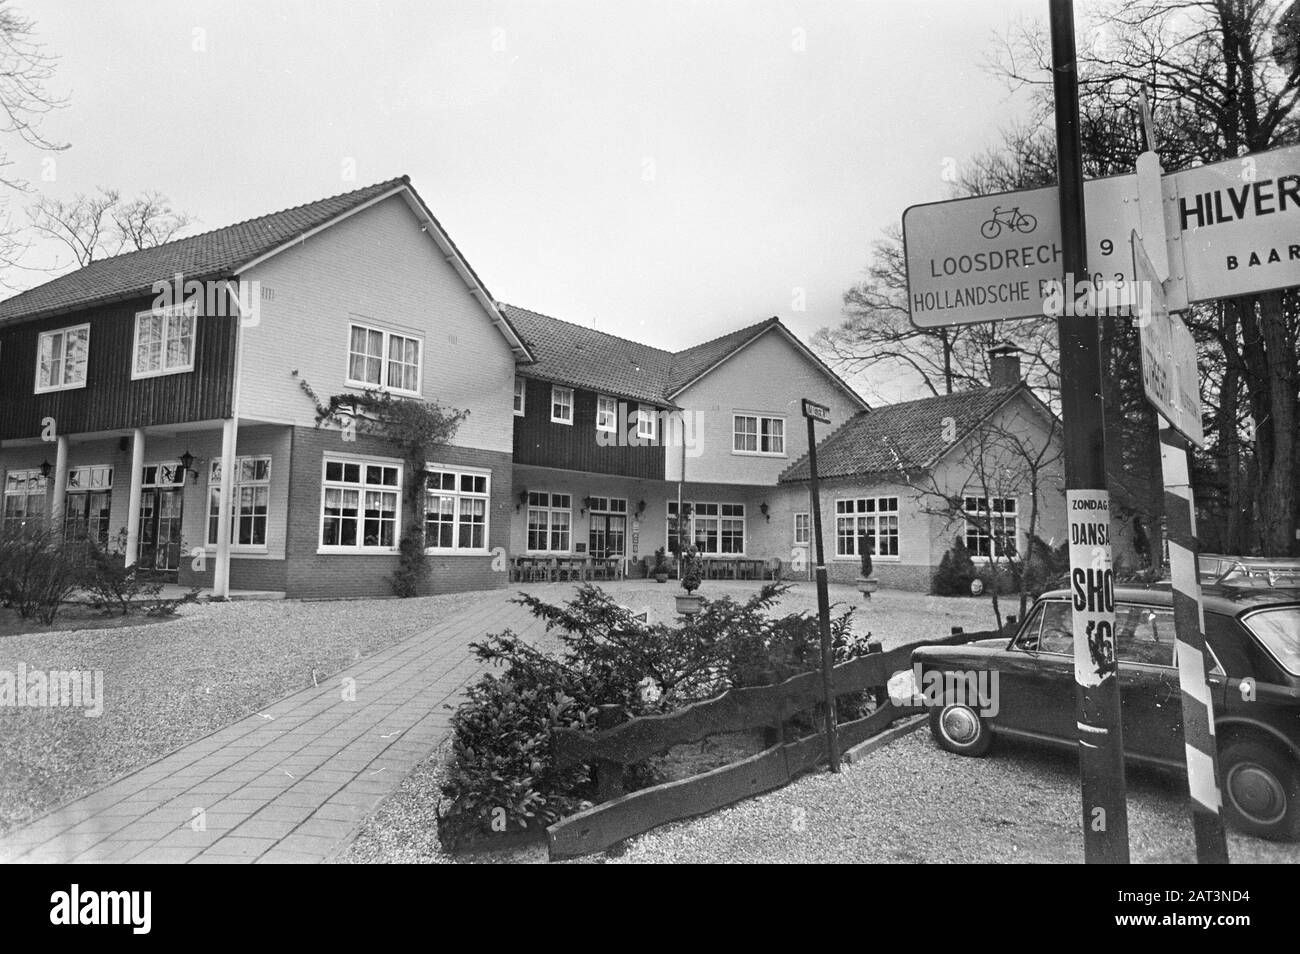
589;513;627;559
138;488;183;577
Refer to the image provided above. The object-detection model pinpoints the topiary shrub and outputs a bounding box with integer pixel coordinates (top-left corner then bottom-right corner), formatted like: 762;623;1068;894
933;536;977;595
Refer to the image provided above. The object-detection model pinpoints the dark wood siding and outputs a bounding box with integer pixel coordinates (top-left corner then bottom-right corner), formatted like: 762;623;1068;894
512;377;665;479
0;294;237;440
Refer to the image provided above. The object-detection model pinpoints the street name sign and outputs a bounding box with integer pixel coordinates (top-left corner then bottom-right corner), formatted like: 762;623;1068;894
904;143;1300;328
1133;231;1204;447
801;398;831;423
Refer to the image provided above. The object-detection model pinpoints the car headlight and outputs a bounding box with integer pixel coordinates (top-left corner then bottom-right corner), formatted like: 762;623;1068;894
887;667;919;707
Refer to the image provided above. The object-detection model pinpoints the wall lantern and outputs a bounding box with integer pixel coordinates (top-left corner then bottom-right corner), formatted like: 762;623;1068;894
178;450;202;481
760;502;770;522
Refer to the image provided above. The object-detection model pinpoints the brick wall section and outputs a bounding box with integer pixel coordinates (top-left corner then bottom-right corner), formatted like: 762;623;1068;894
284;426;511;599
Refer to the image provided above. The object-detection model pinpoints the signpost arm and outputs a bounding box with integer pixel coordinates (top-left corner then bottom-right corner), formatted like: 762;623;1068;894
1049;0;1130;864
1158;420;1230;863
805;409;840;773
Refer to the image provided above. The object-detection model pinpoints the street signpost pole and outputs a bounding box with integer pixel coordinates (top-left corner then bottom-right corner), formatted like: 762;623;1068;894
1158;421;1230;863
803;398;839;773
1049;0;1130;864
1132;101;1230;863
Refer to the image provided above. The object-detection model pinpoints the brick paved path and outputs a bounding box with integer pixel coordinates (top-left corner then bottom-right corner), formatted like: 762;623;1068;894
0;591;546;864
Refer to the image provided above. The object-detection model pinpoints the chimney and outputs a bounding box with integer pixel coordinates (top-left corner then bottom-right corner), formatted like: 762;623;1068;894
988;343;1021;389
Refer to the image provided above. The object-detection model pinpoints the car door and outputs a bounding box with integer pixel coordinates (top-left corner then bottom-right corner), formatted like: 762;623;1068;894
996;599;1077;742
1114;603;1183;764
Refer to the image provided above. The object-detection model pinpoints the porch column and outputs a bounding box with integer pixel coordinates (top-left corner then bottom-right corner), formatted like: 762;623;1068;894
124;429;145;567
50;434;69;529
212;418;237;600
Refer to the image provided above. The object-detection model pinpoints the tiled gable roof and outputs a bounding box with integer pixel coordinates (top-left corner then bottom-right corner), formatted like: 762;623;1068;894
502;305;865;411
500;303;676;406
0;177;409;324
779;386;1022;482
666;317;781;394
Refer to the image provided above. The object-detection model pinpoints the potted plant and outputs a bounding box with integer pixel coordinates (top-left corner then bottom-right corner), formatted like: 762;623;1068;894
652;547;670;583
857;531;878;599
675;544;705;615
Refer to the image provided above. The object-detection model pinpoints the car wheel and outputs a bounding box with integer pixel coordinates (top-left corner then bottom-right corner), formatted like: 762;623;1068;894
1220;740;1300;841
929;701;992;756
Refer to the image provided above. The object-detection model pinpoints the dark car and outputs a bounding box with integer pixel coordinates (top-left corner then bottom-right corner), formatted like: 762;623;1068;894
911;584;1300;840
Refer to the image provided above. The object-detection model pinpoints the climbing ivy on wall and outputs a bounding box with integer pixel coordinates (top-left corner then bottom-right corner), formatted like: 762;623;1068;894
295;372;468;596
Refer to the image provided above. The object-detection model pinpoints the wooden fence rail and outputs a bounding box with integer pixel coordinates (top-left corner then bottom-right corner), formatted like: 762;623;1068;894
546;627;1004;859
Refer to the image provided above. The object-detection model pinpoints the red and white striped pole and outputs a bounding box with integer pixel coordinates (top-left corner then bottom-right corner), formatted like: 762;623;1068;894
1159;422;1230;863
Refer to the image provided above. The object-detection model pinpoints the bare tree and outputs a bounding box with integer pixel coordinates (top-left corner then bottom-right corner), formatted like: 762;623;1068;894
888;412;1063;629
995;0;1300;556
28;187;119;266
113;191;192;251
0;1;67;283
28;188;194;267
814;122;1066;410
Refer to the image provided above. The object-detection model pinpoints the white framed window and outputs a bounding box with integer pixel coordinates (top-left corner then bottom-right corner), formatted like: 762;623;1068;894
551;386;574;424
320;457;401;551
636;405;656;440
208;457;272;549
794;512;810;546
835;497;900;558
36;324;90;393
526;491;571;552
596;395;617;432
667;500;746;555
64;465;112;549
733;414;785;455
425;465;490;552
141;463;187;488
964;496;1018;559
346;323;422;395
2;470;48;534
133;303;196;378
513;378;526;416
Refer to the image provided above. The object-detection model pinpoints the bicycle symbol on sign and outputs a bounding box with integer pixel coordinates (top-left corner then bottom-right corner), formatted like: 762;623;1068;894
979;206;1038;239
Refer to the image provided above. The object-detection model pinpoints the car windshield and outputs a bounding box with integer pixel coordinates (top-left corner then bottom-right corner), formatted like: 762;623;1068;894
1242;608;1300;676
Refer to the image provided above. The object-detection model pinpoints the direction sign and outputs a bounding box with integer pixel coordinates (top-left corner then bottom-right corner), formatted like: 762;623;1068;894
904;175;1151;327
1133;231;1204;447
904;142;1300;328
801;398;831;423
1167;143;1300;304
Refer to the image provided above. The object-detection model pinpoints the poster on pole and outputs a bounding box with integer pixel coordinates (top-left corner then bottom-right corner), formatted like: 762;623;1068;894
1067;490;1117;689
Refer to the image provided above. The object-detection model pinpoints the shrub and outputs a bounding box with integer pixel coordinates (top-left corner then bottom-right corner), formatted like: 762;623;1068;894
437;583;873;849
933;536;977;595
0;527;93;625
81;530;163;614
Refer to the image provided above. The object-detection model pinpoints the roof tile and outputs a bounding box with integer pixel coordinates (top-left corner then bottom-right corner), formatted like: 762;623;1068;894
779;386;1021;482
0;177;409;323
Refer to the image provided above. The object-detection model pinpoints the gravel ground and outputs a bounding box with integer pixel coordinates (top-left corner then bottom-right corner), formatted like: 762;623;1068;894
608;730;1300;864
0;592;482;833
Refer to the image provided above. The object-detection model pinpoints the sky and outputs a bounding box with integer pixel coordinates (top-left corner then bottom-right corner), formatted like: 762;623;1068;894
5;0;1069;402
